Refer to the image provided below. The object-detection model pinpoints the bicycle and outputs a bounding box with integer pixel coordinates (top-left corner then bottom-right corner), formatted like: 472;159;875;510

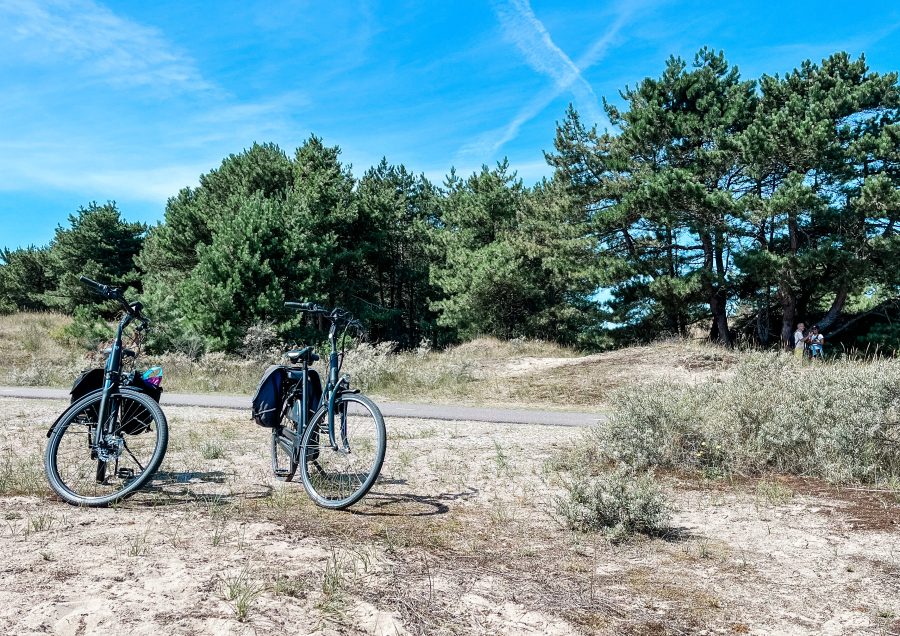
44;276;168;507
255;302;386;509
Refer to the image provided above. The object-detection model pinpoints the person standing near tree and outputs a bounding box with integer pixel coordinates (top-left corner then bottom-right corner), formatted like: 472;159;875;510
793;322;807;360
808;325;825;359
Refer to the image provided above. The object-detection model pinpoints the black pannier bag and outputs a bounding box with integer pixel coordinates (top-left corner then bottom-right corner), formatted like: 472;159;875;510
252;365;287;427
70;368;105;402
308;369;323;413
68;368;163;434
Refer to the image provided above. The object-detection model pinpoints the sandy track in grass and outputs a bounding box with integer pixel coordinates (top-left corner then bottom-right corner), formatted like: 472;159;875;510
0;397;898;635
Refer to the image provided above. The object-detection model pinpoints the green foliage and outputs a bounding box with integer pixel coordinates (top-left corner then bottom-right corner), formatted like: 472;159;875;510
862;322;900;354
432;161;601;344
355;159;443;346
0;246;54;313
555;467;669;541
43;202;146;314
60;306;114;351
139;137;357;352
177;195;294;351
549;49;900;348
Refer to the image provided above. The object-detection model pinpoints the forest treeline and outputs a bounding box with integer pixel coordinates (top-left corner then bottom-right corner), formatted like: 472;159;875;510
1;49;899;353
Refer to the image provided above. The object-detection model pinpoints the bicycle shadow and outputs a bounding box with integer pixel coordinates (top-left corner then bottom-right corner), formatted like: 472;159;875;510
126;470;273;507
350;486;479;517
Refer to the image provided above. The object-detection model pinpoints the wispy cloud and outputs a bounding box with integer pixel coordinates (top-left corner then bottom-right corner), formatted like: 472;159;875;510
493;0;604;123
0;0;208;90
0;136;210;202
755;21;900;75
460;1;634;161
0;2;316;207
0;89;313;204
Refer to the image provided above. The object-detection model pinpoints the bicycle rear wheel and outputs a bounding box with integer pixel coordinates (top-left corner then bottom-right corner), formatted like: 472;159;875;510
299;393;386;510
44;389;168;507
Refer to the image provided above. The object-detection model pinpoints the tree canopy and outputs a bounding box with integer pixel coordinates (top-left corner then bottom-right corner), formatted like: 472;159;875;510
2;49;898;354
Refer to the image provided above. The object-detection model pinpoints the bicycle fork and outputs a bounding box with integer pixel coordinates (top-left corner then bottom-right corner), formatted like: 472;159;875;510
326;377;354;453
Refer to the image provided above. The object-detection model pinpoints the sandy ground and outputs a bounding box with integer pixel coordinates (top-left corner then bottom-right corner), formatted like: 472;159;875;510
1;397;899;635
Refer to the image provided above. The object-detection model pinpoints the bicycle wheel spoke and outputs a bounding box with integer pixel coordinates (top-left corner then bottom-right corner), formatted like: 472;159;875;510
121;440;146;472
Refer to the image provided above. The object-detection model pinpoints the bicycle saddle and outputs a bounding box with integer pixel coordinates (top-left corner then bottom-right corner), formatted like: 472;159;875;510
285;347;319;364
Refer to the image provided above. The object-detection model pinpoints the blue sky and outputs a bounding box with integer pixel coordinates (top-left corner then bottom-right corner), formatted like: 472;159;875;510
1;0;899;250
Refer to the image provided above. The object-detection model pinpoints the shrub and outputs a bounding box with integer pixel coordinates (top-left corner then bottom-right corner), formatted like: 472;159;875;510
556;467;669;541
341;339;485;399
240;321;281;359
597;352;900;483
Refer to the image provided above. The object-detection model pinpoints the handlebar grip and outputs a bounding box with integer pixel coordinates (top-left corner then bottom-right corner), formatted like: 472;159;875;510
80;275;102;289
80;275;115;298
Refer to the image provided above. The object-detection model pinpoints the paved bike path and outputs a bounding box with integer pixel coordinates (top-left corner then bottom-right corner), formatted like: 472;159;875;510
0;386;605;427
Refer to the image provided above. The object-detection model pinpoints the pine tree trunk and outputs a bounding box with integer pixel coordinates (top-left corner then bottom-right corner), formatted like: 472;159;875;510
816;284;849;332
779;283;796;350
709;288;732;347
702;232;733;347
756;295;771;347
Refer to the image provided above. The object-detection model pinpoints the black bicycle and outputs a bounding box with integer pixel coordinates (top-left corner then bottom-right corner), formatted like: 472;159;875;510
44;277;168;506
253;302;386;509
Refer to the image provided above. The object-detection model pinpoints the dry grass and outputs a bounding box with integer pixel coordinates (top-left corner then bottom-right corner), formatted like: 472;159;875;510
0;312;271;394
1;312;740;412
343;335;737;411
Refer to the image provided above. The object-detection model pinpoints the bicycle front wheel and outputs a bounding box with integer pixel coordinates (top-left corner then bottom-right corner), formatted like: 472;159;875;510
299;393;386;510
45;389;168;507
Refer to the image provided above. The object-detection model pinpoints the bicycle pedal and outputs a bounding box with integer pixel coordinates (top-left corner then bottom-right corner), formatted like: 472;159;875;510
274;469;290;477
116;467;135;479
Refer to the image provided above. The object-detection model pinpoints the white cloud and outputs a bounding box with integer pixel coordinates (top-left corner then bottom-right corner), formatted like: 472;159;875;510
493;0;603;123
0;3;311;206
0;140;210;202
0;0;209;90
462;1;635;161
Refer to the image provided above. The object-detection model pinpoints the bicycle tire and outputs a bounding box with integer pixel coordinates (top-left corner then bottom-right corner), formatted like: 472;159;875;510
299;393;386;510
45;389;168;507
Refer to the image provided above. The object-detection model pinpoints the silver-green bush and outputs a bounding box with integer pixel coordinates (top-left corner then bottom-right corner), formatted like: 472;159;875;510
597;353;900;482
556;467;670;541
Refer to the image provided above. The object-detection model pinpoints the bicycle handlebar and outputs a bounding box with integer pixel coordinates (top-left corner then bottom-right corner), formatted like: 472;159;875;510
285;301;364;331
79;276;149;326
285;301;326;313
80;275;117;298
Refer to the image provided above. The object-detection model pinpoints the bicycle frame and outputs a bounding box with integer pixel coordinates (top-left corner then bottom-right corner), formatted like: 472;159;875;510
93;311;134;450
283;317;352;458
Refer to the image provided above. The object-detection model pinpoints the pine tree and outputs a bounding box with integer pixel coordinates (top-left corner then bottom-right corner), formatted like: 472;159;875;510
355;159;442;346
549;50;757;346
0;246;54;313
738;53;900;346
43;202;146;313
